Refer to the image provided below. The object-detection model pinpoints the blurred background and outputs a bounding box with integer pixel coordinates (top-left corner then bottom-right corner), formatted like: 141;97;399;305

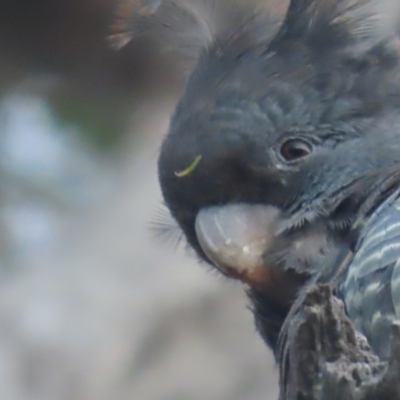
0;1;288;399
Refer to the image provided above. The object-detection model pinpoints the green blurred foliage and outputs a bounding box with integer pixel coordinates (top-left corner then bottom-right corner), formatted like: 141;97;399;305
48;91;132;151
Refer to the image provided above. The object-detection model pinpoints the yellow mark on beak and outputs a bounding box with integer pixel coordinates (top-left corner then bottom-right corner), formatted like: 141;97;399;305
175;155;202;178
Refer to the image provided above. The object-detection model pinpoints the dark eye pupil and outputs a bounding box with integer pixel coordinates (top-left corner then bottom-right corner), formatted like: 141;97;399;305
280;139;312;161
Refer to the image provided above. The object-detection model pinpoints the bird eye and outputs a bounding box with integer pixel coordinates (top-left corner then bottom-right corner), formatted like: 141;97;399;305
279;139;313;162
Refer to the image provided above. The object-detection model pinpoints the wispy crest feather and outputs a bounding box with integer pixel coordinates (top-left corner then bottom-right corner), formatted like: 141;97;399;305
109;0;280;59
109;0;400;65
271;0;400;56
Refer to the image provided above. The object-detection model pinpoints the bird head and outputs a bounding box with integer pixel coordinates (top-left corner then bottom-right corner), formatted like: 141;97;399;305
112;0;400;349
159;0;400;284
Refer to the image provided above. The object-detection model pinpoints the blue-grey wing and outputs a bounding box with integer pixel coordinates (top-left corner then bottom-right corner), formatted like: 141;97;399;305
342;192;400;358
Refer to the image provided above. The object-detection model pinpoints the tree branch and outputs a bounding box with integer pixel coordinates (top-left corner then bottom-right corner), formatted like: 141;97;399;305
279;285;400;400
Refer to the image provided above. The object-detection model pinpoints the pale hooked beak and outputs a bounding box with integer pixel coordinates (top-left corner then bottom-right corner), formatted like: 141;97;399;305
195;204;281;284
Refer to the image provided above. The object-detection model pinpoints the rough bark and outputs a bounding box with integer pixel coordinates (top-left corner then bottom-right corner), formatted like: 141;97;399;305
278;285;400;400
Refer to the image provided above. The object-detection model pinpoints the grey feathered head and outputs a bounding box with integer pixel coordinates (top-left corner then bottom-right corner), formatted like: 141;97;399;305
112;0;400;350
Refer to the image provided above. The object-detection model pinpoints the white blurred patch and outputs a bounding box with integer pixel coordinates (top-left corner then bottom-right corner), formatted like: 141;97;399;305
0;95;112;262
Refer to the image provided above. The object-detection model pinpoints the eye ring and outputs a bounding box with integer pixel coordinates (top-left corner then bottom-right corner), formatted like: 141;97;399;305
279;138;313;162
